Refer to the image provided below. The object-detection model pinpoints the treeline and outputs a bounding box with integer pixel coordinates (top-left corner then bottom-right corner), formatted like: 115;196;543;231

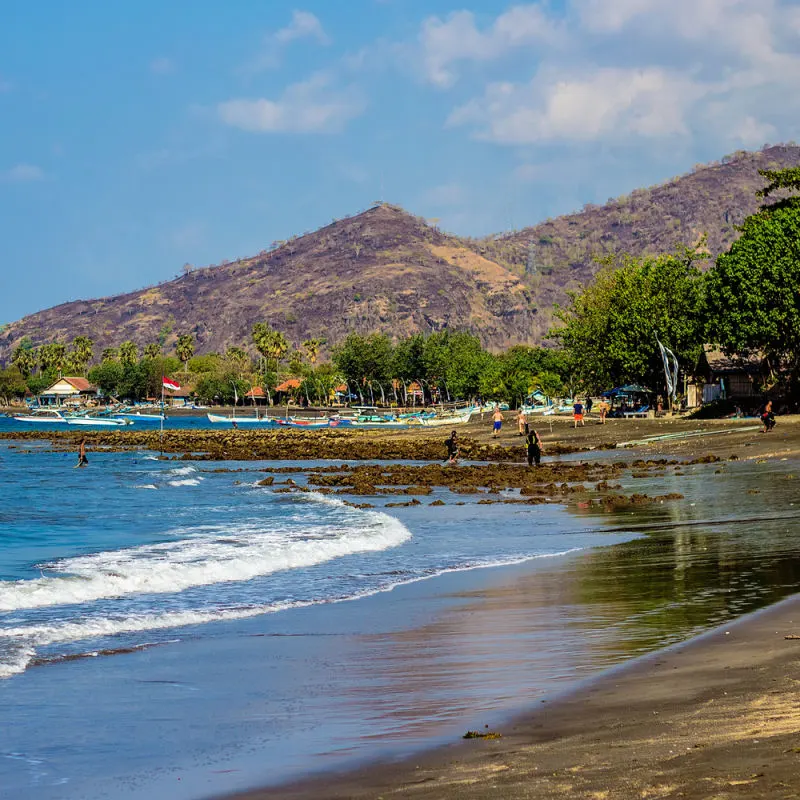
4;168;798;407
555;167;800;396
0;324;575;407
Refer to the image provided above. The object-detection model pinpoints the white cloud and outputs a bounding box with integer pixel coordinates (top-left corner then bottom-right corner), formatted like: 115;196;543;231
150;57;175;75
218;74;364;134
434;1;800;150
419;6;561;88
244;10;330;72
3;164;45;182
275;10;330;45
421;182;466;206
449;68;701;144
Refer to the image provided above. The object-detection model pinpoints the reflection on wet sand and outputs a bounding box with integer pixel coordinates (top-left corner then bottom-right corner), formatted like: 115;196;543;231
329;459;800;750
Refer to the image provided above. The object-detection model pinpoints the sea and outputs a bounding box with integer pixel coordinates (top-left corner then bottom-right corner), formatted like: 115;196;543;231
2;425;800;799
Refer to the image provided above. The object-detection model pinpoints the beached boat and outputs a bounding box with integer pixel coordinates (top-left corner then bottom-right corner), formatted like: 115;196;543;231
277;417;330;429
416;407;476;427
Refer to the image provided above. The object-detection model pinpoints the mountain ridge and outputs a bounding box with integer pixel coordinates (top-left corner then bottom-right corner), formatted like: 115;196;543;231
1;144;798;363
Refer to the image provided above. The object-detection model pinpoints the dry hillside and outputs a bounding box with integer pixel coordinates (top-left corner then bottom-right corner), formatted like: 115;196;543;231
1;144;797;363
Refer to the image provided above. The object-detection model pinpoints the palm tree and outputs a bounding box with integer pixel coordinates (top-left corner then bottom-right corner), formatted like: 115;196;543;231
101;347;118;362
12;345;36;379
119;341;138;368
71;336;94;375
252;323;288;373
175;334;194;373
303;338;322;364
143;343;161;359
38;343;67;376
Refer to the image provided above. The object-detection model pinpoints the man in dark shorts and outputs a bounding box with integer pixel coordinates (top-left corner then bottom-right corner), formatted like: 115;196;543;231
76;438;89;468
761;400;776;432
526;426;542;466
445;431;459;464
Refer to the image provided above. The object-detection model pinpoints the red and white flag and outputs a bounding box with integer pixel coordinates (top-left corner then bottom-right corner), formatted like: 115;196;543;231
162;376;181;392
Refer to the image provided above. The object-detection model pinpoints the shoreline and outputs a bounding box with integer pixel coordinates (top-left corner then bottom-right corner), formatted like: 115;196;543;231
226;591;800;800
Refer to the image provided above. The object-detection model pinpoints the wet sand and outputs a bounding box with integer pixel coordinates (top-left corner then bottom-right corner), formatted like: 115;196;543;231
229;593;800;800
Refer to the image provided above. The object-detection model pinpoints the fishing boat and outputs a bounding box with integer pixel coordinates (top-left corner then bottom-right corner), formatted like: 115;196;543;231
206;413;280;427
66;411;131;427
277;417;330;429
12;409;69;424
416;407;477;427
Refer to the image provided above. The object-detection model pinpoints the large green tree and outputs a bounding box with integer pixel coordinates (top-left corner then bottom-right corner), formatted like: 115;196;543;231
706;168;800;378
554;248;707;393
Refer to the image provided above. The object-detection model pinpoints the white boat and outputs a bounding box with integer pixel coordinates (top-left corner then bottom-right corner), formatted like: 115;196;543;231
114;412;166;421
67;413;131;427
416;407;476;427
207;413;280;426
12;409;69;424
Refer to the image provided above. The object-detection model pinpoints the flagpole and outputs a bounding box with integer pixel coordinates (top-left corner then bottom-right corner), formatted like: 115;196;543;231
160;375;165;458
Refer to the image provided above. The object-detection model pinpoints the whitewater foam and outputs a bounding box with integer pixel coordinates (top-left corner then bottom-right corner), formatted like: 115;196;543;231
0;505;412;612
167;478;202;487
0;547;582;679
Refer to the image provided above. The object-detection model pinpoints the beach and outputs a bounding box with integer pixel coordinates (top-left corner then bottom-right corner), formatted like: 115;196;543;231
1;415;800;799
234;593;800;800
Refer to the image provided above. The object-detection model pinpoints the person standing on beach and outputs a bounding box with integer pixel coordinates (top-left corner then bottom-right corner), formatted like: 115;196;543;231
598;399;609;424
586;396;593;415
76;438;89;468
445;431;459;465
492;406;504;438
573;400;585;428
517;407;528;436
526;426;542;467
761;400;776;432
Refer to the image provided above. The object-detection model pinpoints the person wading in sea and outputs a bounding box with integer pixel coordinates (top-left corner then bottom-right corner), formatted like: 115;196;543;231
445;430;459;465
525;425;543;467
75;438;89;468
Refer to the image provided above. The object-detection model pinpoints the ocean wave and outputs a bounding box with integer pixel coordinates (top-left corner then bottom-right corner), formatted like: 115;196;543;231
0;547;581;679
167;478;202;487
0;508;412;612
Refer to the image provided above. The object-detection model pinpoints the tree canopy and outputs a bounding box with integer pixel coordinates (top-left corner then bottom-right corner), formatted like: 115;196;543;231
554;248;707;394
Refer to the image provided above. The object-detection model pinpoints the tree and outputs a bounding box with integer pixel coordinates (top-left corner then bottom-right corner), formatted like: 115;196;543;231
333;333;393;403
143;343;161;359
119;340;138;368
0;365;27;405
224;346;250;378
251;323;288;373
707;169;800;379
553;247;707;393
302;338;322;364
101;347;118;362
88;361;124;397
70;336;94;375
11;345;36;378
175;334;195;373
38;343;67;375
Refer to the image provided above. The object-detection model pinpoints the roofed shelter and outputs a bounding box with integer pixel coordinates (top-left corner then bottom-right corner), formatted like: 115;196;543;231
40;377;98;406
689;346;766;406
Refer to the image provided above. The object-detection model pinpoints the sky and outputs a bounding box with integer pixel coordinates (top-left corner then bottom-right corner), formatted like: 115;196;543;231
1;0;799;322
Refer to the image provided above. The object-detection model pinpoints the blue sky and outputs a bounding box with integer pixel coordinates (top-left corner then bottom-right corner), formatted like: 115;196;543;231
2;0;799;322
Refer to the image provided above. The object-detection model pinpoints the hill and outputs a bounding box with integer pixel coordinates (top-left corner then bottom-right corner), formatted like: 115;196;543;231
0;204;537;360
471;144;800;338
1;144;798;363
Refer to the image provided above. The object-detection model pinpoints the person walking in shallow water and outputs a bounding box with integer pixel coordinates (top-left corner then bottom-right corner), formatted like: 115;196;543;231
445;430;459;465
526;425;542;467
517;407;528;436
76;438;89;468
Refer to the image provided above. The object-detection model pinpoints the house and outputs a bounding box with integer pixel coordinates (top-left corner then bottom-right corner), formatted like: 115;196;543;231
40;377;98;406
688;346;766;406
163;384;194;407
244;386;268;405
